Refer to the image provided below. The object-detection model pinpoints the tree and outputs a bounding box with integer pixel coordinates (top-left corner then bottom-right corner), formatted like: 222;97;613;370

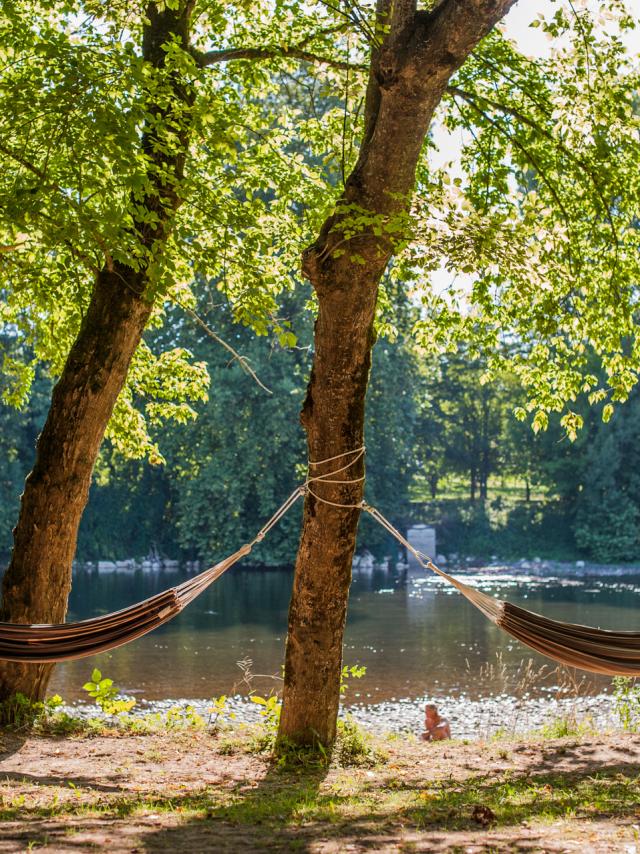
427;348;509;501
278;0;640;747
0;0;351;703
279;0;520;746
0;1;204;702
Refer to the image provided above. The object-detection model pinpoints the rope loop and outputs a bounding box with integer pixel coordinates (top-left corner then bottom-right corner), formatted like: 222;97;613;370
305;446;366;509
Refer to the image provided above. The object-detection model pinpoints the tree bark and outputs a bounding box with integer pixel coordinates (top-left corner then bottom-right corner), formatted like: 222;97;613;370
279;0;518;747
0;268;152;700
0;0;194;704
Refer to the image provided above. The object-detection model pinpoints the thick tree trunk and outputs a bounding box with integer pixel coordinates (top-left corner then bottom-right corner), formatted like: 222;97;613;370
279;0;518;746
0;268;151;700
0;0;194;704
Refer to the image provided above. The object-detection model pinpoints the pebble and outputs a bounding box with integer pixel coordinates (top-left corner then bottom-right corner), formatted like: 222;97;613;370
60;692;620;742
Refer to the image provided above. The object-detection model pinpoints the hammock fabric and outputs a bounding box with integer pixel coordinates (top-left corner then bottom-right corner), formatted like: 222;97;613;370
0;485;303;664
2;451;640;677
0;544;251;663
365;504;640;677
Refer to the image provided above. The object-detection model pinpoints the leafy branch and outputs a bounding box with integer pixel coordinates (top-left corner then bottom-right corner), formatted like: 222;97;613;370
192;25;366;73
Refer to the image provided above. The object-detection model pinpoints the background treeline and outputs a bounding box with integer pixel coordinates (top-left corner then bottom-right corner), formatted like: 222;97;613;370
1;286;639;566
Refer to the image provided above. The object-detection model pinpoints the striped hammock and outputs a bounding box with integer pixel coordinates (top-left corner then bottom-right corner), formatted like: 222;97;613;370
1;455;640;676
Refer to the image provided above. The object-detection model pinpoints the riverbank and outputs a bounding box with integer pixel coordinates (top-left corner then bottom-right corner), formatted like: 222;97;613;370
60;691;620;742
433;556;640;577
2;727;639;851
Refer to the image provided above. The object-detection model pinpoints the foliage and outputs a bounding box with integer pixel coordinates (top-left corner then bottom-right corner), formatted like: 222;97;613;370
408;3;640;434
334;715;384;767
0;0;360;458
339;664;367;696
537;715;594;740
208;695;236;732
612;676;640;732
69;287;424;564
572;395;640;562
82;669;136;716
250;694;282;731
0;691;63;729
1;0;640;576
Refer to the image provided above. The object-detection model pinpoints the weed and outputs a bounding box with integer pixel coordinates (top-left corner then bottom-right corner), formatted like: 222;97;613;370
538;716;586;739
208;695;236;732
335;715;386;767
82;669;136;716
0;692;70;731
612;676;640;732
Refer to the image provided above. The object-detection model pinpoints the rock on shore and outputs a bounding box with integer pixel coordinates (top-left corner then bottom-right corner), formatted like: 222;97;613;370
61;692;619;742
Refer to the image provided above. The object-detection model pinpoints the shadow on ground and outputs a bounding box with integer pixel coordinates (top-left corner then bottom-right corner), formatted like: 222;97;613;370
0;731;26;762
138;742;640;852
0;735;639;851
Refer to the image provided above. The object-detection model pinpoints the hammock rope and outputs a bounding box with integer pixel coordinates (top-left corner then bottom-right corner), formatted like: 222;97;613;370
2;447;640;675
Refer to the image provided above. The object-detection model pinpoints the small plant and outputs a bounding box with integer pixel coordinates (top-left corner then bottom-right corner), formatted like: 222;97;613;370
335;715;383;767
613;676;640;732
250;693;282;751
0;692;64;729
340;664;367;697
164;704;205;729
82;669;136;716
539;716;580;739
208;695;236;732
251;693;282;727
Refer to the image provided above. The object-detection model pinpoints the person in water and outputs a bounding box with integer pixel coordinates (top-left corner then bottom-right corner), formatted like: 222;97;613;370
422;704;451;741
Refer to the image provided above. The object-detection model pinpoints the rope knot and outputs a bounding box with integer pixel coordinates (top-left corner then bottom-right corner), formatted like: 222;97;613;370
305;446;366;510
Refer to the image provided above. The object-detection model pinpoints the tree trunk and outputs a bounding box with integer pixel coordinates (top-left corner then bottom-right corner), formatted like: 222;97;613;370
0;267;151;700
429;472;438;500
0;0;194;704
279;0;517;747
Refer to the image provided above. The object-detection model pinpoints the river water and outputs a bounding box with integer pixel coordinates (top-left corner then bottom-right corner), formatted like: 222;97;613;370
48;563;640;705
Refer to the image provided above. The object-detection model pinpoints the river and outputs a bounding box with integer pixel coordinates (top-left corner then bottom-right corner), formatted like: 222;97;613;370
49;563;640;705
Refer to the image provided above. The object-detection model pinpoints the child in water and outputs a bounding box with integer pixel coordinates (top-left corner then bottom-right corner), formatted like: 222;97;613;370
421;704;451;741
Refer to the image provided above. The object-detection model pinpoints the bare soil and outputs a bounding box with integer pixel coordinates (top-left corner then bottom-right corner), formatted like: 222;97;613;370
1;728;639;852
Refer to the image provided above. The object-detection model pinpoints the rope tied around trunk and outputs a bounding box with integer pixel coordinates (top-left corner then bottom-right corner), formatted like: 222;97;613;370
304;445;367;508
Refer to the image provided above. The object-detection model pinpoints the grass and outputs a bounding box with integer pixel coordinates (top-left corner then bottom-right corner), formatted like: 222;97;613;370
3;724;640;850
1;754;638;831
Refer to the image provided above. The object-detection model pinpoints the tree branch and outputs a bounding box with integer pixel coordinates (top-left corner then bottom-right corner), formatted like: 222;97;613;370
446;85;620;275
176;301;273;395
413;0;518;74
192;25;367;72
192;44;364;72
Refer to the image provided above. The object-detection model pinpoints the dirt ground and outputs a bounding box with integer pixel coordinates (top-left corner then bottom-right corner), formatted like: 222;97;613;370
1;728;639;852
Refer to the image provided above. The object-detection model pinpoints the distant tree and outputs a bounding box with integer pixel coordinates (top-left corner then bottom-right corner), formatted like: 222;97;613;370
571;393;640;563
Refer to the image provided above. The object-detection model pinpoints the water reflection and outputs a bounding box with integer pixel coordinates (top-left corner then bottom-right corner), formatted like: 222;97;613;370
49;563;640;703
